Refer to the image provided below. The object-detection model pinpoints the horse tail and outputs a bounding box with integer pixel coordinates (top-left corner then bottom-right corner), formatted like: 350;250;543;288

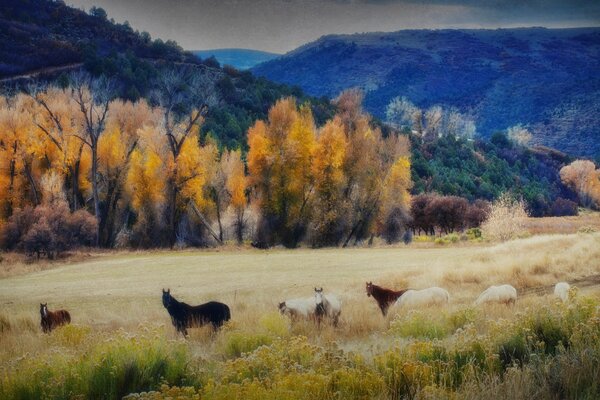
224;304;231;322
63;310;71;324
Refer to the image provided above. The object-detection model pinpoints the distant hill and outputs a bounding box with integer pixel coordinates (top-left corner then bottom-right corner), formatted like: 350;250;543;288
0;0;333;149
253;28;600;157
193;49;280;70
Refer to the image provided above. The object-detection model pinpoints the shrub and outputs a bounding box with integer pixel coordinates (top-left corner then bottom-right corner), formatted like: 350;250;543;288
549;198;578;217
498;333;529;369
481;193;528;241
0;201;97;258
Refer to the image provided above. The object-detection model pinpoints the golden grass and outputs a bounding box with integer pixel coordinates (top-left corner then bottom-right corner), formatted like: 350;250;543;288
523;210;600;235
0;233;598;355
1;233;599;398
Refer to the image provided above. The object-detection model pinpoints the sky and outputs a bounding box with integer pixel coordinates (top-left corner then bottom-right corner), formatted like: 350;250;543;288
67;0;600;53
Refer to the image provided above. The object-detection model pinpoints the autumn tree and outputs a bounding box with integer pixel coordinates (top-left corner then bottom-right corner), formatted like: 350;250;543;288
224;149;248;244
247;97;316;248
207;148;248;243
70;72;114;245
378;155;413;243
386;96;476;140
310;117;348;246
29;85;89;210
507;124;533;147
151;67;216;245
335;90;412;246
560;160;600;209
0;94;43;219
97;99;158;246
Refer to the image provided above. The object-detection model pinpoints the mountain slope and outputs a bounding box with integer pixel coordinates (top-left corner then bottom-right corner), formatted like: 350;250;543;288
193;49;280;70
253;28;600;157
0;0;333;149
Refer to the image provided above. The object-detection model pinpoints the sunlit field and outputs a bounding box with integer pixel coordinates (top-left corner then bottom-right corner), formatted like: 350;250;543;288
1;232;599;399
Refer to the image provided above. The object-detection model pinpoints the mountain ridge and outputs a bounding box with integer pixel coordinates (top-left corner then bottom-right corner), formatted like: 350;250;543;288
193;48;280;70
253;27;600;157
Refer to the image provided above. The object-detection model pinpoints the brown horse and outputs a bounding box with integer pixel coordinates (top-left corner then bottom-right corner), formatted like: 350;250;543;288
40;303;71;333
366;282;408;316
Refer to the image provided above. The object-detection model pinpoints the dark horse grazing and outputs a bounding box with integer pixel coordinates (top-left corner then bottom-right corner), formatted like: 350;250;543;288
162;289;230;336
40;303;71;333
366;282;408;316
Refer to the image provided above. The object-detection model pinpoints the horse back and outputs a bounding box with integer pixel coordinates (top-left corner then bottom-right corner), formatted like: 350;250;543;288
56;310;71;323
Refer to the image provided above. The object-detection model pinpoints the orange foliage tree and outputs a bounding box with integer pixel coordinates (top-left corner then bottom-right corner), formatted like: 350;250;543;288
247;98;316;247
560;160;600;209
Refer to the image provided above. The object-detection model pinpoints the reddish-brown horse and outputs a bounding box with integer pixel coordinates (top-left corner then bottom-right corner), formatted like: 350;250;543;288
366;282;408;316
40;303;71;333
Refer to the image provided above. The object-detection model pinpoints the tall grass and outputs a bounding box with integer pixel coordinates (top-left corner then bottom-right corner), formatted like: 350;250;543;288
2;297;598;399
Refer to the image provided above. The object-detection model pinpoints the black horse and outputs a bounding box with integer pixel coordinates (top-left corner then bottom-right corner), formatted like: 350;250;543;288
162;289;231;336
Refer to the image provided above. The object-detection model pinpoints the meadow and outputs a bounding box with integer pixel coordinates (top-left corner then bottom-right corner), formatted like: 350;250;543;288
0;230;599;399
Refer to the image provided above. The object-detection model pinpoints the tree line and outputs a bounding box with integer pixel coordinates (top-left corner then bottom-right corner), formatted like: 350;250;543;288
0;76;414;254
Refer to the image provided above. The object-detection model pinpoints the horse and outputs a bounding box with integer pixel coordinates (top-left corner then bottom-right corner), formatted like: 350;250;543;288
474;284;517;306
162;289;230;336
394;287;450;309
314;287;342;326
554;282;571;303
279;297;318;321
365;281;408;316
40;303;71;333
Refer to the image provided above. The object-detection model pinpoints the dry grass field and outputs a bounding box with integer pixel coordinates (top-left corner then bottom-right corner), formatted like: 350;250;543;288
1;232;599;399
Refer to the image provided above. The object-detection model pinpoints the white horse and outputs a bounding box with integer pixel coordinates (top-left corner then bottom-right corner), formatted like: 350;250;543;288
278;297;317;321
314;287;342;326
394;287;450;309
554;282;571;303
475;284;517;306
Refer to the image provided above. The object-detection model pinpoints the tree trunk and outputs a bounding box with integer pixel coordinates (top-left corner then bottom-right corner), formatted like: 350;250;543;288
23;161;40;206
91;144;100;246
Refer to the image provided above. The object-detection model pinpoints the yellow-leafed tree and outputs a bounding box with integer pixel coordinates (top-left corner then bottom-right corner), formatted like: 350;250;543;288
311;117;348;245
247;98;316;247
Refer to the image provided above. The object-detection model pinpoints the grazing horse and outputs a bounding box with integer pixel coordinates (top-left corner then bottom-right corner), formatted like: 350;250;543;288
394;287;450;309
366;282;407;316
40;303;71;333
162;289;230;336
314;287;342;326
279;298;317;321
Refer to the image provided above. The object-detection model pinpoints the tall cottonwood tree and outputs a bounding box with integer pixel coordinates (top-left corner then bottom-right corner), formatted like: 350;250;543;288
97;99;159;245
247;98;316;247
29;86;88;210
70;72;114;245
152;67;216;244
0;95;41;218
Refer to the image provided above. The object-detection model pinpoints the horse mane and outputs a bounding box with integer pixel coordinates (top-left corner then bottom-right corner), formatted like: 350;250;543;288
368;283;408;316
370;284;406;298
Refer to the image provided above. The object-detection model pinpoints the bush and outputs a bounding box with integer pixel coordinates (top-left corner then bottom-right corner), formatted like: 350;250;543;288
481;193;528;241
549;198;578;217
0;201;97;258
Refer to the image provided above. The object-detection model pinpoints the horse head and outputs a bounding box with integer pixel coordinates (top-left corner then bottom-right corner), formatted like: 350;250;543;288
366;282;373;297
162;289;172;308
314;287;326;317
278;302;287;314
40;303;48;317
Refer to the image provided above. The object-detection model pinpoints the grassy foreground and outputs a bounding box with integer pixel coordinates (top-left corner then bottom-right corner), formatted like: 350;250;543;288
0;233;599;399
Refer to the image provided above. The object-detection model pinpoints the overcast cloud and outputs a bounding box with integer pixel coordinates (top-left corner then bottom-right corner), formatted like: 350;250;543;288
67;0;600;53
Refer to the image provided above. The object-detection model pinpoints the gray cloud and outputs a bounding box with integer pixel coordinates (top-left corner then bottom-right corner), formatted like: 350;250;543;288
67;0;600;53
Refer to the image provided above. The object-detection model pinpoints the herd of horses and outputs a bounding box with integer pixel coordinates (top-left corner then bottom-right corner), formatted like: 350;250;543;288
38;280;572;335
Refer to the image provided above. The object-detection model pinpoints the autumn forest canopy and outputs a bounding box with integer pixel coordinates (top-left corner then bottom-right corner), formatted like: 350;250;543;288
1;1;600;255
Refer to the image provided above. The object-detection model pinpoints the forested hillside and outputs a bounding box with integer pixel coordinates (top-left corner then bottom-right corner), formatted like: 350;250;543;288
0;0;332;149
253;28;600;157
